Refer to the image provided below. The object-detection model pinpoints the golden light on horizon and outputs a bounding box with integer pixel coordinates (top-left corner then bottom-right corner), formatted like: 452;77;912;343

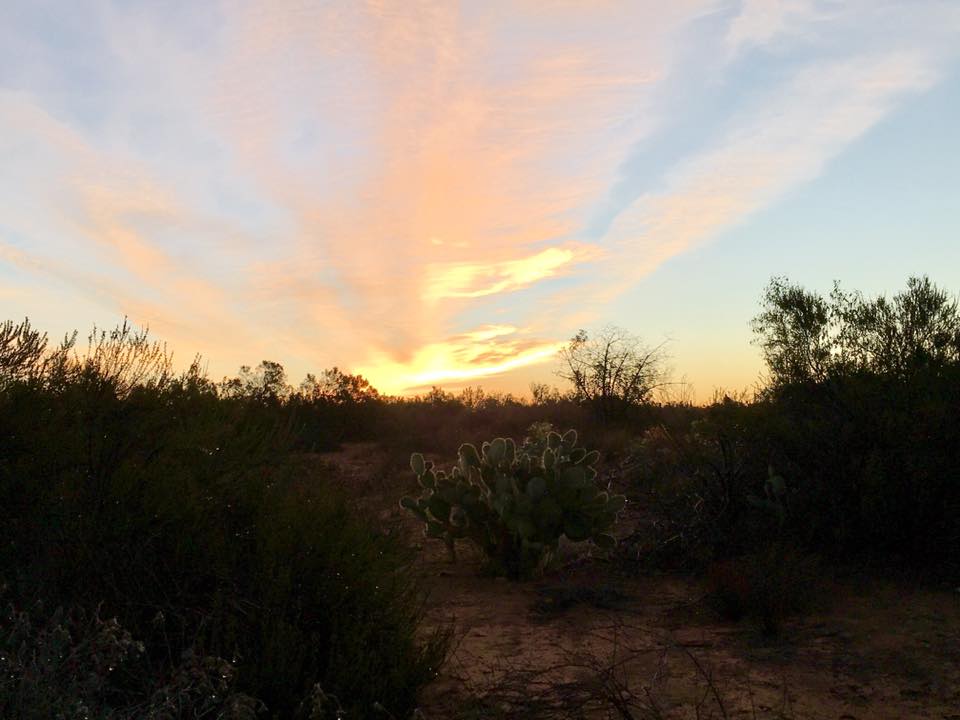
356;324;564;395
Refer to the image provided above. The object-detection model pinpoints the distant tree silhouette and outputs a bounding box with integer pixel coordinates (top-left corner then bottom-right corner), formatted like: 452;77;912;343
299;367;380;404
222;360;290;403
529;381;564;405
0;319;47;387
557;325;669;421
753;275;960;387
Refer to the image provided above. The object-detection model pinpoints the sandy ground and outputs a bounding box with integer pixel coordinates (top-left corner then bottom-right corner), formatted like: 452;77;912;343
324;442;960;720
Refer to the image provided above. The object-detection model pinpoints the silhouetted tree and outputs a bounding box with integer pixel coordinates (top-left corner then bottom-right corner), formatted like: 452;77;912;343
557;325;669;421
299;367;380;404
0;319;47;387
222;360;290;403
751;277;832;386
752;275;960;387
529;382;564;405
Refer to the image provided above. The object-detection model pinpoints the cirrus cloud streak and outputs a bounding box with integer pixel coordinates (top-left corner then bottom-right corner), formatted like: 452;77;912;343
1;0;958;393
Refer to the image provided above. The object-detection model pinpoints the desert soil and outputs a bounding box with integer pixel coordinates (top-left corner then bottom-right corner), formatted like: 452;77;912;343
324;442;960;720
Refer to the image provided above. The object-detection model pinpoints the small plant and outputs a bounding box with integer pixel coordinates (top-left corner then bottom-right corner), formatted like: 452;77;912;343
746;465;789;528
401;429;626;579
706;545;822;635
0;601;265;720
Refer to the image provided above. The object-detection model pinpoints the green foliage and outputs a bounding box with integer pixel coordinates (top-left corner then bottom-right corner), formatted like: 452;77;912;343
401;429;625;579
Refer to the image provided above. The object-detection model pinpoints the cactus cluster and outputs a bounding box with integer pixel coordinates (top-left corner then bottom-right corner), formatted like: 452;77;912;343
400;429;626;579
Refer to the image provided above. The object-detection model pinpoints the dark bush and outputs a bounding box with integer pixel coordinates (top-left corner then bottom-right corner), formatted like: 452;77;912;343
0;319;447;718
706;545;823;635
626;276;960;576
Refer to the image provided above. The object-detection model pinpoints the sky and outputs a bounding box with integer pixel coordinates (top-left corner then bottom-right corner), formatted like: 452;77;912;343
2;0;959;399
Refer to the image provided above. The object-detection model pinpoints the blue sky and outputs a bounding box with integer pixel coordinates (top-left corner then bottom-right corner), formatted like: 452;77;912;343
2;1;959;398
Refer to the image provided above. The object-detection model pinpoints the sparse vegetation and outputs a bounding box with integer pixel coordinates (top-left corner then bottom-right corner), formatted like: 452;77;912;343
620;276;960;578
3;274;959;717
0;319;447;718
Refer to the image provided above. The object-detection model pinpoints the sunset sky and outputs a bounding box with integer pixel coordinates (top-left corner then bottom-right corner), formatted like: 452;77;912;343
2;1;959;398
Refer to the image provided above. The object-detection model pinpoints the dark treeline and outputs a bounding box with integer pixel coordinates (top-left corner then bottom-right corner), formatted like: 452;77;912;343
627;275;960;634
2;274;959;715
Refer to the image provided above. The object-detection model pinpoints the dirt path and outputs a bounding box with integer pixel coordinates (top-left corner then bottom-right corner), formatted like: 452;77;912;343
323;443;960;719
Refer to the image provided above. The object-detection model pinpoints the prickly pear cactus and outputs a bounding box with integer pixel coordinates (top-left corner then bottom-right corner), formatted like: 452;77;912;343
400;429;626;579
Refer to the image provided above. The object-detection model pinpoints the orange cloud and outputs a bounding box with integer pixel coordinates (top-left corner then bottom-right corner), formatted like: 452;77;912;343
424;246;595;301
5;1;957;397
199;0;694;380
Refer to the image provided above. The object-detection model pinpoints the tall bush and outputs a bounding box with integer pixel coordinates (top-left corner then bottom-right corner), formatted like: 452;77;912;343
0;318;447;717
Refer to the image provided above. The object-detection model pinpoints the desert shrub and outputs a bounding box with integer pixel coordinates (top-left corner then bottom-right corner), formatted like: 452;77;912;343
622;399;782;570
289;367;388;450
626;276;960;575
762;371;960;566
706;545;823;635
2;601;148;720
629;382;960;572
749;276;960;566
0;600;265;720
401;430;626;579
0;319;447;718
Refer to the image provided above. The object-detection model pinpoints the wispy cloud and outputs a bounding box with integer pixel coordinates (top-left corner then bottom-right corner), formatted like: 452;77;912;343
1;0;958;393
577;0;960;314
424;245;599;301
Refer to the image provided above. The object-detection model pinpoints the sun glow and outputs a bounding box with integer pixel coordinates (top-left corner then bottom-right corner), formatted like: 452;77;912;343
356;325;563;395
